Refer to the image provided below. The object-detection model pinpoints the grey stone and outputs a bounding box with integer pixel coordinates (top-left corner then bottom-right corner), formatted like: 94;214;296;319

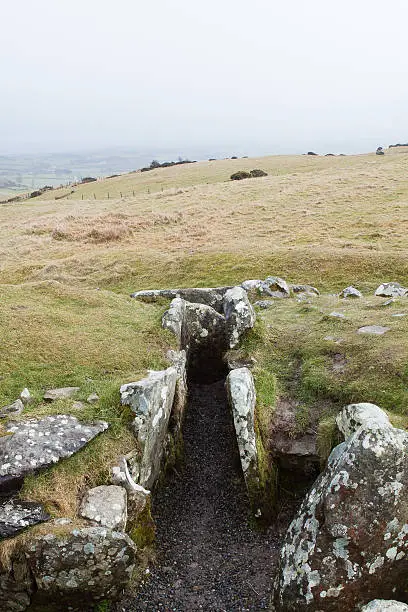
0;399;24;418
263;276;290;298
223;286;256;349
291;284;320;296
0;498;50;538
358;325;390;335
323;336;344;344
72;401;85;409
254;300;275;309
80;485;127;531
226;368;258;484
339;285;363;298
0;415;108;493
375;282;408;298
120;367;177;489
275;416;408;610
131;286;231;312
20;389;32;405
43;387;80;402
362;601;408;611
162;297;185;342
241;279;265;292
336;402;390;438
328;311;347;319
87;392;99;403
392;313;406;318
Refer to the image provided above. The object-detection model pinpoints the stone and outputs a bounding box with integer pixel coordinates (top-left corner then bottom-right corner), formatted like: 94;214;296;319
362;601;408;611
241;279;265;292
166;349;188;439
336;402;390;439
340;285;362;299
120;367;177;489
87;392;99;403
324;336;343;344
226;368;258;486
0;498;50;538
361;599;408;612
223;286;256;349
20;388;32;404
275;410;408;610
328;311;347;319
162;297;185;342
375;282;407;298
254;300;275;309
358;325;390;335
0;399;24;418
264;276;290;298
80;485;127;531
43;387;80;402
392;313;406;318
131;286;231;312
291;284;320;296
24;525;136;610
0;415;108;493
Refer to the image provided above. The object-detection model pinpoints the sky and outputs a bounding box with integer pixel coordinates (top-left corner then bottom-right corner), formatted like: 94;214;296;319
1;0;408;156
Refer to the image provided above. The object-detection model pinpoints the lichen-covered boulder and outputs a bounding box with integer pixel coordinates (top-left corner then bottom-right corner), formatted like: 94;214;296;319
223;286;256;348
336;402;390;439
290;284;320;297
226;368;257;487
375;282;408;298
0;415;108;494
362;601;408;612
264;276;290;298
274;406;408;610
80;485;127;531
120;367;177;489
339;285;363;298
131;286;231;312
162;296;185;341
26;525;136;611
0;499;49;538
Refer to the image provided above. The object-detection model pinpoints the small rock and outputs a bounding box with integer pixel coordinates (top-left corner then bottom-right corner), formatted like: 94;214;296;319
375;282;408;298
0;399;24;418
362;601;408;612
328;311;347;319
382;298;396;307
392;313;406;318
72;401;85;409
358;325;390;335
80;485;127;531
43;387;80;402
291;284;320;296
87;392;99;404
254;300;274;309
20;388;32;404
323;335;343;343
339;285;362;298
263;276;290;298
0;498;50;538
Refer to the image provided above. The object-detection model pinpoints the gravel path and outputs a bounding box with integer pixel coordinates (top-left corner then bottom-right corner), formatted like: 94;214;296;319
116;381;288;612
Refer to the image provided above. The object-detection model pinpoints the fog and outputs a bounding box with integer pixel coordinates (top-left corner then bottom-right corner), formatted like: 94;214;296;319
1;0;408;156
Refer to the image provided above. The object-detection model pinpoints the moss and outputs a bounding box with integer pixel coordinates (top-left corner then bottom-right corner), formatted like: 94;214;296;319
317;415;343;467
128;499;155;549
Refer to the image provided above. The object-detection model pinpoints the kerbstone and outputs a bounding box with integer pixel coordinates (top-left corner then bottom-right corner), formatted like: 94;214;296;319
80;485;127;531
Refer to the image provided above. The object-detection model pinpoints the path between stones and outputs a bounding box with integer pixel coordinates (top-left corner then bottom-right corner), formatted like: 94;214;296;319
115;380;288;612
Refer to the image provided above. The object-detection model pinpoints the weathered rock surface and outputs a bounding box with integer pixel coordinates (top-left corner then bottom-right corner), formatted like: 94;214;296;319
0;415;108;493
226;368;258;487
80;485;127;531
43;387;80;402
375;282;407;298
340;285;363;298
120;367;177;488
131;286;231;312
358;325;390;335
87;392;99;403
162;296;185;341
362;601;408;612
223;286;256;348
291;284;320;296
275;405;408;610
254;299;275;309
26;525;136;611
336;402;390;438
328;311;347;319
20;388;32;405
264;276;290;298
0;399;24;418
0;498;50;538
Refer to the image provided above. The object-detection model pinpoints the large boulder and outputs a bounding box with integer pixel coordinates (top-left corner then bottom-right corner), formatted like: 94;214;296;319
0;415;108;494
223;286;256;348
375;282;407;298
120;367;177;489
274;404;408;610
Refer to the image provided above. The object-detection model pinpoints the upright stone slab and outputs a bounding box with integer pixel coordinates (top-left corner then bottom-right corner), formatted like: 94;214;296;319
0;415;108;493
80;485;128;531
223;286;256;348
120;367;178;489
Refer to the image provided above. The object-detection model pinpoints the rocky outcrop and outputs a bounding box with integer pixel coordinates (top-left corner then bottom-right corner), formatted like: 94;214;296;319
339;285;362;298
226;368;258;489
120;367;178;489
274;403;408;610
223;286;256;348
375;282;408;298
0;415;108;494
80;485;128;531
0;499;49;538
362;601;408;611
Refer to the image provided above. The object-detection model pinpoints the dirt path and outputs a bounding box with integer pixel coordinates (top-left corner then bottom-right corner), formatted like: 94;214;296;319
116;381;288;612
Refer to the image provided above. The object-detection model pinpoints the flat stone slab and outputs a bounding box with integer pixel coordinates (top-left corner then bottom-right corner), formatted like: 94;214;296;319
80;485;127;530
358;325;390;335
0;415;108;493
44;387;80;402
0;498;50;538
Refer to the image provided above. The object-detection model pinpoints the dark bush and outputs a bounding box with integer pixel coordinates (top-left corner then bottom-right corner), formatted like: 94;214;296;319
81;177;97;183
249;169;268;178
230;171;251;180
307;151;318;155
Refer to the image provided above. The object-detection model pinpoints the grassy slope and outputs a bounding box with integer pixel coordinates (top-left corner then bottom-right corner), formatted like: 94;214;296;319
1;147;408;517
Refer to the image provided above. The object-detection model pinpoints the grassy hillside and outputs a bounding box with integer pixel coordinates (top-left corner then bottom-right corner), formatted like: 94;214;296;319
1;148;408;517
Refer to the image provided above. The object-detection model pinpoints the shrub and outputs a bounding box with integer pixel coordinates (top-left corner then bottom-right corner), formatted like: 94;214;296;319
230;171;251;181
249;169;268;178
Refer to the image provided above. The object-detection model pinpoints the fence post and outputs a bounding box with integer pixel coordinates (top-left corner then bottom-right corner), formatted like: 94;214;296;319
81;194;83;200
120;192;122;198
94;193;96;199
107;192;109;199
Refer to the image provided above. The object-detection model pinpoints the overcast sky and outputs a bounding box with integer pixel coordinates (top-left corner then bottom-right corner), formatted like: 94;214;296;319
1;0;408;156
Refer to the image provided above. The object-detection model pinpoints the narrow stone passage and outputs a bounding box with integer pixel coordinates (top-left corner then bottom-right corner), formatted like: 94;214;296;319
117;381;287;612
